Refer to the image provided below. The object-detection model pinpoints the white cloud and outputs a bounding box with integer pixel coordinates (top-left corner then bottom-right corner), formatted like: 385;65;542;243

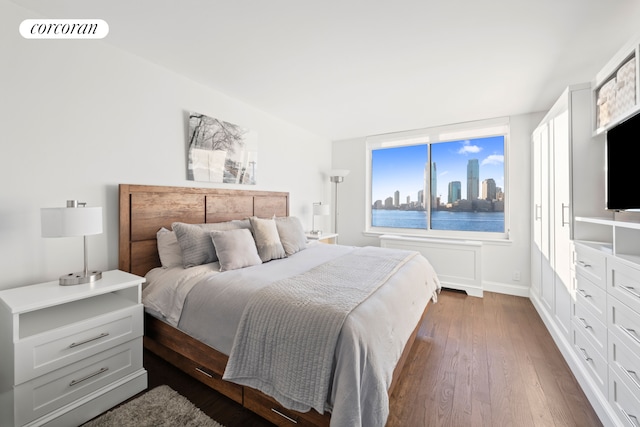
457;140;482;154
482;154;504;166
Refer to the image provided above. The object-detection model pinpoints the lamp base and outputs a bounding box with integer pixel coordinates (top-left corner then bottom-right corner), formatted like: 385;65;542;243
59;270;102;286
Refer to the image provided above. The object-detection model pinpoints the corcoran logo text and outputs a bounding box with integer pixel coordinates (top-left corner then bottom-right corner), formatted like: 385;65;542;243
20;19;109;39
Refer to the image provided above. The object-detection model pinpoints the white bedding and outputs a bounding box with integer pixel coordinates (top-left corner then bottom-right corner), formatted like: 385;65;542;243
143;243;440;427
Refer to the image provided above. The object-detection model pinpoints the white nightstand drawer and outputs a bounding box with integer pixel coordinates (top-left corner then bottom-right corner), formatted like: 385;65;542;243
573;326;608;396
608;258;640;316
14;304;143;384
575;243;607;289
575;272;607;325
609;369;640;427
15;338;143;426
573;301;607;358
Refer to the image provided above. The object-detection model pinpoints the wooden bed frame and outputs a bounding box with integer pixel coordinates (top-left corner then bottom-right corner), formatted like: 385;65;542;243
118;183;429;426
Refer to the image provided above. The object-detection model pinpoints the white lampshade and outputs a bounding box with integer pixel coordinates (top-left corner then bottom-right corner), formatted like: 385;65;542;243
41;206;103;237
313;203;331;216
329;169;350;179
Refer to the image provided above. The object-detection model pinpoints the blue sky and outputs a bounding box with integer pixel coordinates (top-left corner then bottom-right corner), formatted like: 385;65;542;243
371;136;505;203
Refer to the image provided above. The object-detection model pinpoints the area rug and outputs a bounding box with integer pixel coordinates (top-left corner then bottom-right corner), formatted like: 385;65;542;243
82;385;225;427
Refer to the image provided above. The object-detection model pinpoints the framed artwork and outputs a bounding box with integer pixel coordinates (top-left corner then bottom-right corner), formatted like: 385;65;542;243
187;112;257;184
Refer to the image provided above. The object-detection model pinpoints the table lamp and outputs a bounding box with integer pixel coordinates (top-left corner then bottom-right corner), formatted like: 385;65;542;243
41;200;103;285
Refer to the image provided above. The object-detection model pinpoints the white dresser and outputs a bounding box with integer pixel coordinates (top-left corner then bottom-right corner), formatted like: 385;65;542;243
0;270;147;427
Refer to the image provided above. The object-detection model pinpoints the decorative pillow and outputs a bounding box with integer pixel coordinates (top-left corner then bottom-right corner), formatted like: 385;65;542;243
210;229;262;271
275;216;307;256
172;220;254;268
249;216;287;262
156;227;183;268
172;222;216;268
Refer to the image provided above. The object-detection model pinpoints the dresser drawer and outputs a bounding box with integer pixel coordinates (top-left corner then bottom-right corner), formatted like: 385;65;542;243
572;326;608;396
608;258;640;316
574;244;607;288
573;302;607;358
609;369;640;427
575;272;607;324
14;304;143;384
15;338;143;426
609;296;640;354
609;332;640;398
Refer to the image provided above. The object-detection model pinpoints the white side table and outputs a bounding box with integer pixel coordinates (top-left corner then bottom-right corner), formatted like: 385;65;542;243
306;232;339;244
0;270;147;427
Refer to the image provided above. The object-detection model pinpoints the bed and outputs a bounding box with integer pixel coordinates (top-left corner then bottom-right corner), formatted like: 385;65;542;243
118;184;440;427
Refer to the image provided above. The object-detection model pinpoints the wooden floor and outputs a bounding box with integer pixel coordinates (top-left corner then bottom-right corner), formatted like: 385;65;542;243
142;290;602;427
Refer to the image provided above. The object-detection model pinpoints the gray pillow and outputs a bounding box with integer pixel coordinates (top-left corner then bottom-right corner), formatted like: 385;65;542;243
172;220;252;268
172;222;216;267
275;216;307;256
249;217;286;262
210;229;262;271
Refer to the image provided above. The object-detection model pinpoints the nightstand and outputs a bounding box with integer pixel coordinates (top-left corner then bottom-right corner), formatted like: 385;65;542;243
306;232;339;244
0;270;147;427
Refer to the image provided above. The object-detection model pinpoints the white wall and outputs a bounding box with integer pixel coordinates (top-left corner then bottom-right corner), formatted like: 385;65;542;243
0;0;332;290
332;112;545;296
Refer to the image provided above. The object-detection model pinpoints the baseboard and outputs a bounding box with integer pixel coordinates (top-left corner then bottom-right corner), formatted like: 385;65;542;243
483;280;530;297
528;292;621;427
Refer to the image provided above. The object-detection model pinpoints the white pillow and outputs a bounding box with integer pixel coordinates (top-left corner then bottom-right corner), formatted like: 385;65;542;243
210;229;262;271
275;216;307;256
249;216;287;262
156;227;183;268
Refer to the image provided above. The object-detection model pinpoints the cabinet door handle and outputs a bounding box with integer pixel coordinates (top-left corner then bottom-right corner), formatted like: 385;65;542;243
69;367;108;387
579;347;592;362
577;289;591;298
578;317;592;330
271;408;298;424
69;332;110;349
561;203;570;226
620;325;640;345
620;285;640;299
195;367;213;378
577;260;591;268
535;204;541;221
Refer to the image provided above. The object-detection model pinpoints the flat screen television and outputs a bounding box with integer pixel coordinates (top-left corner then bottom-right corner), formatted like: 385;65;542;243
606;110;640;210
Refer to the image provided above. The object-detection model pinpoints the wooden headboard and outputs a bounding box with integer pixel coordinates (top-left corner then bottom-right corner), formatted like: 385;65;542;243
119;184;289;277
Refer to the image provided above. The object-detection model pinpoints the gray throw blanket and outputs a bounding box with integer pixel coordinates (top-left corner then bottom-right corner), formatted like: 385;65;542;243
222;246;417;414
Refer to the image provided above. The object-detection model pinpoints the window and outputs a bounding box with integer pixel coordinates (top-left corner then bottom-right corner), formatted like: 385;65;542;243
366;118;509;239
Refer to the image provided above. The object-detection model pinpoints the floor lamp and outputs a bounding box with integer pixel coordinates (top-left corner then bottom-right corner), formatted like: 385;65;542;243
329;169;350;236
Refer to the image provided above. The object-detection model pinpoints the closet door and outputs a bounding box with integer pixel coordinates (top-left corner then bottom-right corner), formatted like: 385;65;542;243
552;110;572;338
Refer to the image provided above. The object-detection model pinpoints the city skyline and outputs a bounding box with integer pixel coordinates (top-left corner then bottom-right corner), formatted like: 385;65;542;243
371;136;505;205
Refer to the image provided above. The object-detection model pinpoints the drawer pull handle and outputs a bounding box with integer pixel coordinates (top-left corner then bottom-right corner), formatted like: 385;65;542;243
577;260;591;268
69;367;108;387
621;410;639;427
625;369;640;390
195;367;213;378
271;408;298;424
69;332;110;348
579;348;592;362
578;318;592;330
620;326;640;345
577;289;591;298
620;285;640;299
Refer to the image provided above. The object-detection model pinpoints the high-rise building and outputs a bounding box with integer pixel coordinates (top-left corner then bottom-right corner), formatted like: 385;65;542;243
467;159;479;200
448;181;461;203
394;190;400;207
482;178;497;200
384;197;393;208
430;162;438;210
423;163;429;209
418;189;424;206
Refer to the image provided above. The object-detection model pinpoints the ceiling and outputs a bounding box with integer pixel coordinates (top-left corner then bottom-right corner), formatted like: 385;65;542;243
10;0;640;140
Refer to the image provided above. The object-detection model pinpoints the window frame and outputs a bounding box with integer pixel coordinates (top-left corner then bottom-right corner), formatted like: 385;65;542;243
365;117;510;241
